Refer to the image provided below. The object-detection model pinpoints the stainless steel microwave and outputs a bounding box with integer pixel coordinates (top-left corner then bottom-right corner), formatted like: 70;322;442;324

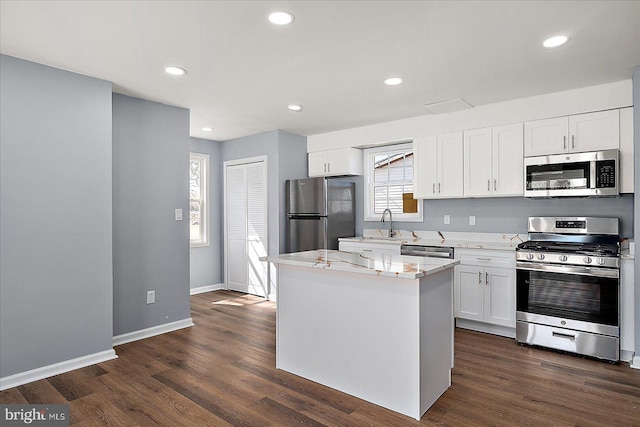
524;149;619;198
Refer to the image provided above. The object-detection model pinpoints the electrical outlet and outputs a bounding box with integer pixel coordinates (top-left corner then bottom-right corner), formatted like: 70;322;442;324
444;214;451;225
469;216;476;226
147;290;156;304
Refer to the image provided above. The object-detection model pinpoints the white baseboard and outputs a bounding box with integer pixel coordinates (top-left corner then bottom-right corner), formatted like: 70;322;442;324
190;283;224;295
0;349;117;391
620;349;634;363
630;354;640;369
268;293;277;301
113;318;195;346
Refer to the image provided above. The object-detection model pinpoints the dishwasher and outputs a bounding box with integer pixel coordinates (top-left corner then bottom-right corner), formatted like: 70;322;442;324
400;244;454;259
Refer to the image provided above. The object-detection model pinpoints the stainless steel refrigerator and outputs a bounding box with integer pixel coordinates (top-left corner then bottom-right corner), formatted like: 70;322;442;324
285;177;356;253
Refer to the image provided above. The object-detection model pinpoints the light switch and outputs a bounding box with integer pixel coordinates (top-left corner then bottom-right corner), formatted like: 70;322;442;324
175;209;183;221
469;215;476;226
444;215;451;225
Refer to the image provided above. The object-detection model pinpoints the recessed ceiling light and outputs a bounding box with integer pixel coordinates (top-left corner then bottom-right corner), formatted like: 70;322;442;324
268;11;294;25
164;66;186;76
202;127;213;132
384;77;403;86
287;104;303;112
543;35;568;48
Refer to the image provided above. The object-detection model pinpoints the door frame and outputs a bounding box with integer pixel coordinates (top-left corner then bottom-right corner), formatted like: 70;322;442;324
223;155;269;296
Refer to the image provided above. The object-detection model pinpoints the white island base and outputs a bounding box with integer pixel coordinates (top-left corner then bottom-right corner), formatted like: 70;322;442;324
272;251;455;421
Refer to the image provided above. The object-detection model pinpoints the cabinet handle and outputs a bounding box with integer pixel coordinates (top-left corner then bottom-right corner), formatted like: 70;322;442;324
487;180;490;191
563;136;567;150
328;163;330;172
571;135;575;149
433;183;436;194
438;183;441;193
476;257;491;261
478;272;482;284
494;179;497;191
485;272;489;285
323;163;327;173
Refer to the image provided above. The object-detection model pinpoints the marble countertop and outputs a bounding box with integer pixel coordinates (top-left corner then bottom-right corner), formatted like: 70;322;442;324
263;250;459;280
339;229;526;251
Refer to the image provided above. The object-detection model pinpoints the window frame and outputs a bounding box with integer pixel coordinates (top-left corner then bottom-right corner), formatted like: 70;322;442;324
190;152;210;247
363;142;423;223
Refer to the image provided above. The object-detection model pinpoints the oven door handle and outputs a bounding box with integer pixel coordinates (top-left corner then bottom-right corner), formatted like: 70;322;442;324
516;261;619;279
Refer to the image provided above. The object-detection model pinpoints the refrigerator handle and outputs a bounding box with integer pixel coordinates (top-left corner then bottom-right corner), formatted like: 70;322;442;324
288;213;324;219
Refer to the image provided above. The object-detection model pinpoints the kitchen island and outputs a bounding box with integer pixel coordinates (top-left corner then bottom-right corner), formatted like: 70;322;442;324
264;250;459;420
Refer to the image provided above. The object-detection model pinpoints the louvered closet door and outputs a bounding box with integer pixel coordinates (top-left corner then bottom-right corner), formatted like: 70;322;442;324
245;162;267;296
225;160;267;296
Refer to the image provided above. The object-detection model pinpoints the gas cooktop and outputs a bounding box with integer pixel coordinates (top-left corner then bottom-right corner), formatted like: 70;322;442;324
516;241;620;257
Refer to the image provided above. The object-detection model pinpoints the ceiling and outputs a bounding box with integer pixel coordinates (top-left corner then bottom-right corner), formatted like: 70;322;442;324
1;1;639;142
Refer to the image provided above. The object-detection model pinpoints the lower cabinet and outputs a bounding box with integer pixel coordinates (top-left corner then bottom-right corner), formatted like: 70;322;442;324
454;249;516;332
620;258;635;358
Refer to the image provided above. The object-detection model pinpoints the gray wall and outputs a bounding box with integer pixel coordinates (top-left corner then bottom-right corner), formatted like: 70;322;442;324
189;137;223;289
112;94;190;336
0;55;114;377
277;130;309;253
634;64;640;359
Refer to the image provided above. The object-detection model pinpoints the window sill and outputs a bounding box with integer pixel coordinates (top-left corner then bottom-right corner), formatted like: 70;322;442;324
364;214;423;223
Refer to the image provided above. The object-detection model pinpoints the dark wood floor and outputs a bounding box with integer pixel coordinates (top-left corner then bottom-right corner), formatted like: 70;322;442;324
2;290;640;426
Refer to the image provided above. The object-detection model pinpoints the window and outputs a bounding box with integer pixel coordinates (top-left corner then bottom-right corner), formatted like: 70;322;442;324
363;143;422;222
190;153;209;246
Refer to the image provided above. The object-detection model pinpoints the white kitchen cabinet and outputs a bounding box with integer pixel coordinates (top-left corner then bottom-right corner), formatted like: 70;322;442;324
524;109;619;156
413;135;438;198
619;107;634;193
338;241;401;255
569;109;620;153
463;124;523;197
463;128;492;197
454;249;516;329
524;117;568;156
414;132;463;199
491;124;524;196
620;258;635;357
456;265;485;321
308;148;363;177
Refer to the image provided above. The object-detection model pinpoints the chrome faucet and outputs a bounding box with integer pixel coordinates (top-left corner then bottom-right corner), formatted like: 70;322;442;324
381;208;394;238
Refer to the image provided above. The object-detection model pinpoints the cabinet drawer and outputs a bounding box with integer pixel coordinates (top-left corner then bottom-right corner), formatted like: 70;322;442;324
456;249;515;268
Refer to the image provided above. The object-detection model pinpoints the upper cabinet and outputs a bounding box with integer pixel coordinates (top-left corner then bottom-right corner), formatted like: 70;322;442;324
620;107;634;193
524;110;620;157
414;132;463;199
308;148;363;177
463;124;523;197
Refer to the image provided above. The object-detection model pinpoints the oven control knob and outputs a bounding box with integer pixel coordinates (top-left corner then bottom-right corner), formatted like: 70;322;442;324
583;257;592;264
537;254;545;260
526;253;534;260
596;258;606;265
559;255;568;262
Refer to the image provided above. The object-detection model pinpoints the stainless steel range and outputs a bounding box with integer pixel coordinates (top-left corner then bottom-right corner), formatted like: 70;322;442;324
515;217;620;362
